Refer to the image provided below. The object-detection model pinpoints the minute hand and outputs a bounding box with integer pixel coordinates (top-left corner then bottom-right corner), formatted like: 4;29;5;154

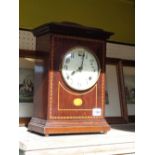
71;53;85;75
79;53;85;71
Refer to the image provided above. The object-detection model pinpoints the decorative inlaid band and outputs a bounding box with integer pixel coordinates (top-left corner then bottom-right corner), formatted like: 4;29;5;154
48;71;53;117
49;37;55;119
51;116;103;119
101;74;105;115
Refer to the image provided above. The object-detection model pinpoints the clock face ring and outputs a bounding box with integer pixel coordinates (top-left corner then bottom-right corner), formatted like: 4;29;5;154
61;46;101;91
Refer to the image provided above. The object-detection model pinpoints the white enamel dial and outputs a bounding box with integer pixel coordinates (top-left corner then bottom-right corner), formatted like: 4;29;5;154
61;47;100;91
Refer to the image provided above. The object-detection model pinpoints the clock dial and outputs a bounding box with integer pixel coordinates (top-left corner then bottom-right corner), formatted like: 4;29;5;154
61;47;100;91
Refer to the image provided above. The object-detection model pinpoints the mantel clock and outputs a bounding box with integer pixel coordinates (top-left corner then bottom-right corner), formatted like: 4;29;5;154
28;22;113;135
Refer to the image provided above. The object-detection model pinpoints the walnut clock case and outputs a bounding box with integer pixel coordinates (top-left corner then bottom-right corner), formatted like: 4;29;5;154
28;22;113;135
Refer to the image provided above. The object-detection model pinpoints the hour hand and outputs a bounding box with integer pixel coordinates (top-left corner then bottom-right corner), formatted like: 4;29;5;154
71;70;76;75
71;66;81;75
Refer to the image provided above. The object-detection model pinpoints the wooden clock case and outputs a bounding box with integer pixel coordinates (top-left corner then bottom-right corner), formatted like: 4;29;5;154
28;22;113;135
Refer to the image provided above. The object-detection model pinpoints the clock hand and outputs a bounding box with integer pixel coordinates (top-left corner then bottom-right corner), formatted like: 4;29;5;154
71;53;85;75
71;70;76;75
71;66;81;75
79;52;85;71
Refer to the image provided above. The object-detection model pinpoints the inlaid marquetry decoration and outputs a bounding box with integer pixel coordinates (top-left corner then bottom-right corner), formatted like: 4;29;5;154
28;22;113;135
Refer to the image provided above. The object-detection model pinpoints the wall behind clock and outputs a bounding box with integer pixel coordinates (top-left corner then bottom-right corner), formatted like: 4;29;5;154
19;0;135;44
